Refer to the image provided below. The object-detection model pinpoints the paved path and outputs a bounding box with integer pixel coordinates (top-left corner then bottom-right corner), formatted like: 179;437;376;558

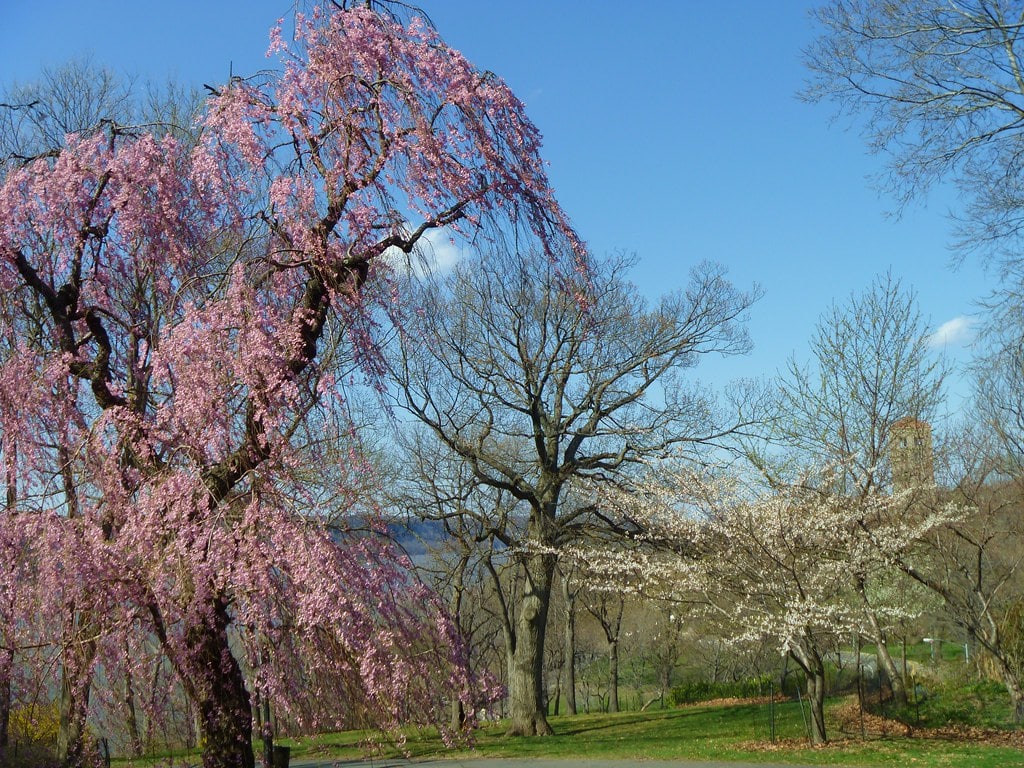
291;759;845;768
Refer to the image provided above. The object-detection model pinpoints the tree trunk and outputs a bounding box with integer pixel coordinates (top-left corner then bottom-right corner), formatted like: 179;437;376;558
901;636;908;686
1010;683;1024;725
561;576;577;716
450;695;466;733
991;653;1024;724
482;553;515;721
57;451;99;768
608;639;619;713
0;648;10;760
449;554;469;732
874;636;907;706
124;643;144;757
807;668;827;745
58;670;93;768
177;597;255;768
58;627;97;768
790;641;828;745
261;693;274;768
857;577;907;705
506;551;556;736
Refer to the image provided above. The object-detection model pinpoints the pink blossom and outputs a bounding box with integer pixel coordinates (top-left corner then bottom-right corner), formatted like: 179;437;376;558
0;3;564;762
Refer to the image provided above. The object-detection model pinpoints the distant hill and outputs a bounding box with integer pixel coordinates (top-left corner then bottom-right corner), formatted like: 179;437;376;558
386;517;448;559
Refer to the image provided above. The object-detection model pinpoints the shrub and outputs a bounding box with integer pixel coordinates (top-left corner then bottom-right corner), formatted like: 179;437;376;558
6;702;60;768
5;702;104;768
669;674;773;705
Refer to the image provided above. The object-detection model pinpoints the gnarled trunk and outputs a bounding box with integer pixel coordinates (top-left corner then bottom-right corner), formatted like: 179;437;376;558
506;551;556;736
806;665;827;745
58;672;92;768
57;678;93;767
58;619;97;768
176;597;254;768
0;648;10;760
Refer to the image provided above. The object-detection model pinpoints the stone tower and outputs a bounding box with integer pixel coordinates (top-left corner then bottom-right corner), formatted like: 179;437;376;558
889;417;935;491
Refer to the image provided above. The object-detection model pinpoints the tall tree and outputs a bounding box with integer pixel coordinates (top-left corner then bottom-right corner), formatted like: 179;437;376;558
390;248;759;735
0;5;578;767
806;5;1024;715
777;273;947;490
974;279;1024;473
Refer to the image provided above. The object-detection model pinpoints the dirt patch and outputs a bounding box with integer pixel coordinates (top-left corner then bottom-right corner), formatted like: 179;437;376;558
832;699;914;737
738;697;1024;749
678;695;782;708
694;695;1024;749
834;698;1024;745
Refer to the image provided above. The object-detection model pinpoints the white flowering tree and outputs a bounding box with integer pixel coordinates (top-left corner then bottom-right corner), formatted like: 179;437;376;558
577;467;959;745
773;272;947;705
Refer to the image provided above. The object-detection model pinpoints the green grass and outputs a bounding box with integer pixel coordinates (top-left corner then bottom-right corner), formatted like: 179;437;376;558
890;677;1013;729
860;641;969;666
272;699;1024;768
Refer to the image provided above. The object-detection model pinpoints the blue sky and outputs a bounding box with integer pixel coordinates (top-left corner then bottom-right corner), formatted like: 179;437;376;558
1;0;994;416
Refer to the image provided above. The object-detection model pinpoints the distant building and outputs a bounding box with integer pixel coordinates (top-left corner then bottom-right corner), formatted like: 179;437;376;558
889;417;934;490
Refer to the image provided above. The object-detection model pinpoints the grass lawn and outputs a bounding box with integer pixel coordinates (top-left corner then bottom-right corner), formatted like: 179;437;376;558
274;698;1024;768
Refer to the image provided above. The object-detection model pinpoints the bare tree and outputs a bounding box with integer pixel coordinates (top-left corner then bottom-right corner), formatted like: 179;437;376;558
974;278;1024;474
389;247;759;735
581;588;625;713
804;0;1024;266
388;427;518;728
891;424;1024;721
1;57;136;161
773;272;947;705
778;272;947;490
806;11;1024;719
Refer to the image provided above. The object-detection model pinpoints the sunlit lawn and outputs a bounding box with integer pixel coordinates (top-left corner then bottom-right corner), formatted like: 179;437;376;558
276;698;1024;768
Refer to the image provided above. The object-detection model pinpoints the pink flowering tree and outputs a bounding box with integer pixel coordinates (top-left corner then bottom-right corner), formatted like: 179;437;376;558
0;5;580;767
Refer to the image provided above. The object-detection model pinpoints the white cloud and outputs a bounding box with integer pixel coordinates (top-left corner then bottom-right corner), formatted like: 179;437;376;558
382;226;464;278
928;315;977;348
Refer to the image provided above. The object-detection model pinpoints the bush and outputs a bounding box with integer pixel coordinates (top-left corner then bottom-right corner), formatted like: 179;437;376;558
669;675;773;705
886;670;1012;728
5;702;104;768
5;702;60;768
